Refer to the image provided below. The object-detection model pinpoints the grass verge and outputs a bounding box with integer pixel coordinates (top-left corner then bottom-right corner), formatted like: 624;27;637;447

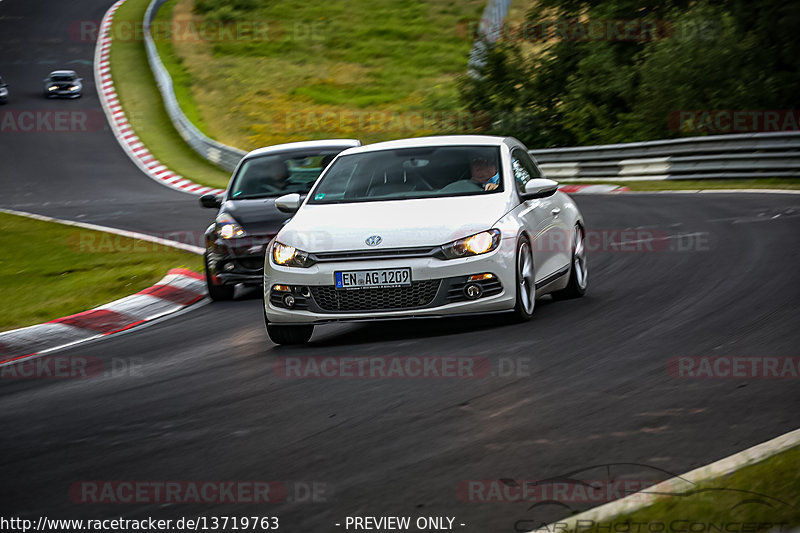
561;446;800;531
109;0;232;189
562;179;800;191
0;212;203;332
157;0;486;148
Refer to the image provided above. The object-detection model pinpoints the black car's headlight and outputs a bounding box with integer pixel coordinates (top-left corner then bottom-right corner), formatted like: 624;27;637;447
69;85;80;91
271;241;314;268
215;213;246;239
439;229;501;259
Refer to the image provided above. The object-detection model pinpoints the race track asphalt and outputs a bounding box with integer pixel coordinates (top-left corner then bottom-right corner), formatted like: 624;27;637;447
1;1;798;531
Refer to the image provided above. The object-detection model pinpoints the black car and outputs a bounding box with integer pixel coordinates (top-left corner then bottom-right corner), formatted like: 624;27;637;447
43;70;82;98
0;76;8;104
200;139;360;300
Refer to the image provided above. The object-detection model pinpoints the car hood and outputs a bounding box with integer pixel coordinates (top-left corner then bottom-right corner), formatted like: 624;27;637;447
278;194;511;252
223;198;292;236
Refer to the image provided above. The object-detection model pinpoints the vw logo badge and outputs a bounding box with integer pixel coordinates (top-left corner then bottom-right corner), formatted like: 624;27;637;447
365;235;382;247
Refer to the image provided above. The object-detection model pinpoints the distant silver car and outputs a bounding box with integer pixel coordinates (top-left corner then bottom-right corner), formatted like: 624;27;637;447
43;70;82;98
0;76;8;104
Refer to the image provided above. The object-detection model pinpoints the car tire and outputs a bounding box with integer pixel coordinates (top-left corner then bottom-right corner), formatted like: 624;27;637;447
266;324;314;345
552;224;588;300
512;236;536;321
205;254;235;301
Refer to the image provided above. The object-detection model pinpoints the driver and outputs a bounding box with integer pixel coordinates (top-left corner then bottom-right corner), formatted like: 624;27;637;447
267;159;291;191
470;156;500;191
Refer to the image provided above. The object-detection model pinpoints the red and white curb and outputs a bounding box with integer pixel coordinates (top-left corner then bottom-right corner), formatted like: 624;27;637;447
0;268;206;366
558;184;629;194
94;0;224;197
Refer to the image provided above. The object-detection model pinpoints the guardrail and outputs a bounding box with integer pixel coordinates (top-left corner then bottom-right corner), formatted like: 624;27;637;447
144;0;246;172
531;131;800;181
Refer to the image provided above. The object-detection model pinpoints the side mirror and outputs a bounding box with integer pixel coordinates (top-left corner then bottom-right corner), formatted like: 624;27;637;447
520;178;559;200
275;193;301;213
199;194;222;208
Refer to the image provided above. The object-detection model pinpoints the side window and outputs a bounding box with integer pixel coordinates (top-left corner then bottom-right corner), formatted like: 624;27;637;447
511;148;541;195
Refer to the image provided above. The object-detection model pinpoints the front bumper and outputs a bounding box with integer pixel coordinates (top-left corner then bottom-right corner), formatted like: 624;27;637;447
46;88;81;98
206;235;273;286
264;239;518;324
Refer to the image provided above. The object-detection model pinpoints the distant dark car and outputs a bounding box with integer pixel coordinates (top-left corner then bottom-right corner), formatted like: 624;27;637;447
43;70;82;98
200;139;361;300
0;76;8;104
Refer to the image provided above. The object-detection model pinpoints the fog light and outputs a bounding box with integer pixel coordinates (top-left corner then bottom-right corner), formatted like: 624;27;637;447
464;283;482;299
468;273;494;281
224;262;235;271
283;294;296;308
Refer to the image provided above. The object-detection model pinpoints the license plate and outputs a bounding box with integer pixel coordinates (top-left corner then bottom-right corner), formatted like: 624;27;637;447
335;268;411;289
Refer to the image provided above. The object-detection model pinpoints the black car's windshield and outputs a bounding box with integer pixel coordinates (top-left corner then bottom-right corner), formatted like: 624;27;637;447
51;75;76;82
308;145;503;204
229;148;343;200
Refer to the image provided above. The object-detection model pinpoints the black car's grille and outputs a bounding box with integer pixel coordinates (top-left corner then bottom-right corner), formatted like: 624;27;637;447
310;281;441;312
235;257;264;271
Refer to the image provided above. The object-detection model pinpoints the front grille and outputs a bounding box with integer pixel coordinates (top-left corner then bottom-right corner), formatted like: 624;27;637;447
310;281;441;312
311;247;437;262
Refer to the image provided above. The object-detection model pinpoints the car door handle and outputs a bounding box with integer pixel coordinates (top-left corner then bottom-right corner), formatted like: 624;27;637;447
551;207;561;216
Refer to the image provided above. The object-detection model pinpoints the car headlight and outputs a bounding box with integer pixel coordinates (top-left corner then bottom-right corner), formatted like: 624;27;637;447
439;229;501;259
48;86;58;91
69;85;80;91
271;241;314;268
215;213;246;239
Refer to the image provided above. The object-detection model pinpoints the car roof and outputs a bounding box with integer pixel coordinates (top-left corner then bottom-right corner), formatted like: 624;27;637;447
49;70;78;77
243;139;361;159
338;135;511;156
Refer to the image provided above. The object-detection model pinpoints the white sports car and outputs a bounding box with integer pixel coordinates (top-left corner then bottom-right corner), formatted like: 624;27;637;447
263;135;587;345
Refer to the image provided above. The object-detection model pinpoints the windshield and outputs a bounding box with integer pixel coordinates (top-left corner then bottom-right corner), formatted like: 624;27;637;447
229;148;343;200
51;75;76;82
308;145;503;204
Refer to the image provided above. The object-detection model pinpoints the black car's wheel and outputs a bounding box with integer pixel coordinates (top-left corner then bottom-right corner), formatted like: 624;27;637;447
552;224;588;300
512;236;536;321
205;254;235;301
266;324;314;345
